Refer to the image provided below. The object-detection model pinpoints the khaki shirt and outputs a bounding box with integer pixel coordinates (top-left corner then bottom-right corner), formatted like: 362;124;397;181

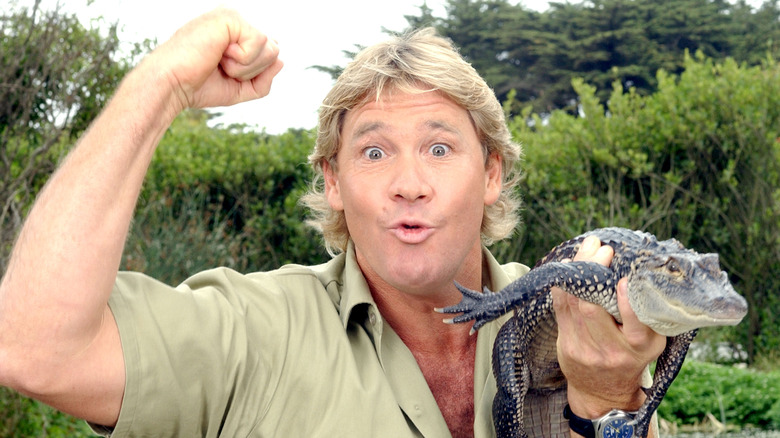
100;243;530;437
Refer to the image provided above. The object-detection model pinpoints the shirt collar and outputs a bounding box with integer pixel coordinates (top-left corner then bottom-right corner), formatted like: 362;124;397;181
331;241;522;330
325;240;376;330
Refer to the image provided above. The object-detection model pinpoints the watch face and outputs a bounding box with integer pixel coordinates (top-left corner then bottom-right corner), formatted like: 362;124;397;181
599;417;635;438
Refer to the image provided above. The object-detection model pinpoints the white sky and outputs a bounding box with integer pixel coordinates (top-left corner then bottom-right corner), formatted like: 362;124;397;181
43;0;550;134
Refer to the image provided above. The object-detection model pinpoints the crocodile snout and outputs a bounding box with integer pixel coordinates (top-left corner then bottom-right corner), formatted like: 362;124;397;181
711;292;748;323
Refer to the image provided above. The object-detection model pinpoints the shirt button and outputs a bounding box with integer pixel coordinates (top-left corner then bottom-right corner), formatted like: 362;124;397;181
368;310;377;326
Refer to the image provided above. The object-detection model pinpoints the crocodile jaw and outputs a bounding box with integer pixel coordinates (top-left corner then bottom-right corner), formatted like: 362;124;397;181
628;273;748;337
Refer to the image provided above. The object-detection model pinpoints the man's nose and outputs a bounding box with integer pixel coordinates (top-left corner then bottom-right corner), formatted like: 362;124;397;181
388;155;433;202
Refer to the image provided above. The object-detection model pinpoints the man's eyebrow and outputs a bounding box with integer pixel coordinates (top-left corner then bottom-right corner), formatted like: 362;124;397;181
423;120;461;135
350;121;387;141
349;119;463;142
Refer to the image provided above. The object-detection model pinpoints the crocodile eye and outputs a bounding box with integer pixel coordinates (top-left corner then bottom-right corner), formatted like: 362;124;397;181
666;260;680;273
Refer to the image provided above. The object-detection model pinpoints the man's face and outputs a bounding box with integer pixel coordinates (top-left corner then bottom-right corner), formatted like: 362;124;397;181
323;90;502;297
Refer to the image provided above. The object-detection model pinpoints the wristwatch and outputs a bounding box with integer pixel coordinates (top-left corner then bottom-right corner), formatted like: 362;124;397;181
563;404;637;438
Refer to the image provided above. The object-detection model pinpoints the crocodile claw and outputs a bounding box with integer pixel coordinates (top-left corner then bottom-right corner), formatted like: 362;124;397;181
436;282;499;333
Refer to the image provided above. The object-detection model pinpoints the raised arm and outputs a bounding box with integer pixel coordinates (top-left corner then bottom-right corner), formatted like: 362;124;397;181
0;8;282;427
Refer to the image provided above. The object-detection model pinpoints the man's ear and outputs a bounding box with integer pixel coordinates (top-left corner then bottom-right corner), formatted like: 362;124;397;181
484;153;502;206
322;160;344;211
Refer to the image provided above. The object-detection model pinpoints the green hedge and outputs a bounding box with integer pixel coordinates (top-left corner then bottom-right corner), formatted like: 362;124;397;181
658;360;780;430
0;388;93;437
124;110;329;285
496;53;780;364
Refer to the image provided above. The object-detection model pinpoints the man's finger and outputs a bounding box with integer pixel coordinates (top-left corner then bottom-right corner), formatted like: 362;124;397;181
248;57;285;99
221;36;280;81
572;235;600;261
616;278;667;355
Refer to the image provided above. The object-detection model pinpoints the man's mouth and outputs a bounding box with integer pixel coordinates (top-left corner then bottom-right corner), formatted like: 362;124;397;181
391;221;434;244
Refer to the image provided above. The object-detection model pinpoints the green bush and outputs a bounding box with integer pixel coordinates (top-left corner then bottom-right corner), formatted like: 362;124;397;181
0;388;93;437
658;360;780;430
123;189;251;285
498;53;780;364
127;110;329;284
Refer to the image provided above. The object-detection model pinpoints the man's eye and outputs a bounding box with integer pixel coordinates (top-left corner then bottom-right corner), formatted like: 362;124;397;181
430;144;450;157
364;147;385;160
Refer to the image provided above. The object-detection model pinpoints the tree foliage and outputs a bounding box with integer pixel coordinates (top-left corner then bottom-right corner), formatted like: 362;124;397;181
123;110;328;285
405;0;780;114
0;386;93;437
0;0;132;271
492;53;780;364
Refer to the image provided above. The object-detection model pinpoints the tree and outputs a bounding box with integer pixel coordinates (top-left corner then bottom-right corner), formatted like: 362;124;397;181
0;0;132;271
403;0;780;114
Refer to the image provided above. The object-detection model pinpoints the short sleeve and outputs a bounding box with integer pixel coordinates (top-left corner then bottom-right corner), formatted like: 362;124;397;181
107;268;293;437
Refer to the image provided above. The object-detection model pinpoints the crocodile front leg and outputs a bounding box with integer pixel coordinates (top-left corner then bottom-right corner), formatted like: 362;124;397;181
438;262;615;332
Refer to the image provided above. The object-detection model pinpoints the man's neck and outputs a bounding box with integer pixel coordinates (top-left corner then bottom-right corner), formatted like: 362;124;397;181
370;275;480;438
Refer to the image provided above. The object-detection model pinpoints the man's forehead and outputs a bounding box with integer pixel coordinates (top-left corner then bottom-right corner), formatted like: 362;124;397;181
342;90;473;136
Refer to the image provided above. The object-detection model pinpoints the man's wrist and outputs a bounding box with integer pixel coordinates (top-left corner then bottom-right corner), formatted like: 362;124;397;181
134;53;190;121
566;385;646;418
564;404;639;438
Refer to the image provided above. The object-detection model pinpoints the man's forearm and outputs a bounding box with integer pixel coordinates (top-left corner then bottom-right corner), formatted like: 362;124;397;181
0;56;180;387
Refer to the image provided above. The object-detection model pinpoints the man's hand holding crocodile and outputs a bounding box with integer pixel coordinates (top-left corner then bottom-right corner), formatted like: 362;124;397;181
553;236;666;436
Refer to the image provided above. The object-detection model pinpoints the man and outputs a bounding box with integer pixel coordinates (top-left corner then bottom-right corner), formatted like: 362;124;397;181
0;9;665;437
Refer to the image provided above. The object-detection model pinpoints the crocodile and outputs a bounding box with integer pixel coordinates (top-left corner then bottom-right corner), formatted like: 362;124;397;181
438;227;748;438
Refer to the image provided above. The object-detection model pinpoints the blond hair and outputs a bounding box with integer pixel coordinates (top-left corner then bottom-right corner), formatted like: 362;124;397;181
302;28;522;254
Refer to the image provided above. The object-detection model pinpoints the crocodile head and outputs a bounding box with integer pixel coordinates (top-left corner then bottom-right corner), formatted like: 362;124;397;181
626;251;748;336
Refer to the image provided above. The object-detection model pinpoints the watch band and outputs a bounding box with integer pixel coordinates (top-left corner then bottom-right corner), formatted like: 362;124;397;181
563;404;597;438
563;404;638;438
